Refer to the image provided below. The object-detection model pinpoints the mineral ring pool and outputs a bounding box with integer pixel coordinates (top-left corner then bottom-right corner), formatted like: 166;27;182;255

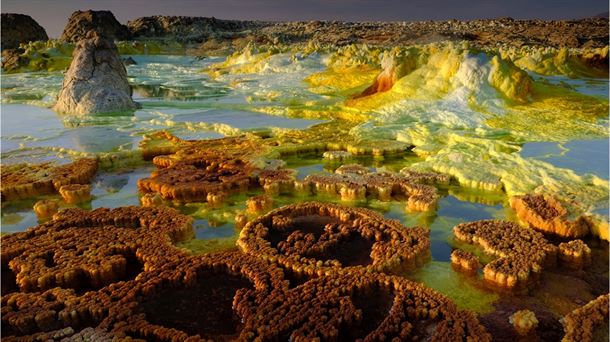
1;41;608;341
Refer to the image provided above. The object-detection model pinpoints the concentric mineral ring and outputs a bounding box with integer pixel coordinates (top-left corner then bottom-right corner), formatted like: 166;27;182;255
238;202;430;277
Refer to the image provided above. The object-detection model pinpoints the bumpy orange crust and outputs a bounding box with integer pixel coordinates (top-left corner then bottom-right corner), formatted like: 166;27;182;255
238;202;430;276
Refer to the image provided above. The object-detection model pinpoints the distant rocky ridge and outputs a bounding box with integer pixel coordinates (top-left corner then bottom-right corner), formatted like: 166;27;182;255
60;10;131;43
127;16;266;43
2;10;608;51
124;15;609;49
1;13;48;49
1;10;609;75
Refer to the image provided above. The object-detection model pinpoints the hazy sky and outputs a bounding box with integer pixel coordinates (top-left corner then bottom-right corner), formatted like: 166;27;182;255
3;0;608;38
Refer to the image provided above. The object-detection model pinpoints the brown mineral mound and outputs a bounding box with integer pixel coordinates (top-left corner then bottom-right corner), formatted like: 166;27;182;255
103;252;287;341
241;270;491;341
451;249;481;274
1;206;192;293
58;184;91;204
1;326;115;342
138;155;255;202
1;206;192;338
561;293;609;342
509;309;539;336
257;168;297;195
558;239;592;269
454;220;557;289
138;135;275;203
510;194;591;238
32;199;60;219
0;158;98;201
238;202;430;276
1;14;48;50
60;10;131;43
246;194;274;213
303;164;449;211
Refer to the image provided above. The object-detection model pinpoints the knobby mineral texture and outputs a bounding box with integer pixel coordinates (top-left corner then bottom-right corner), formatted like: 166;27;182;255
100;252;288;341
238;202;430;276
2;206;193;293
1;158;98;201
1;206;193;338
509;194;591;238
453;220;557;288
302;164;449;211
558;239;592;269
450;249;481;274
509;309;539;336
240;270;492;341
561;293;609;342
138;135;266;203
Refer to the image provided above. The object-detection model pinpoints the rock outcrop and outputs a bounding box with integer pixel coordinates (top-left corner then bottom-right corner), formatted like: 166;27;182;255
127;16;261;43
60;10;131;43
125;15;608;48
1;48;27;71
53;31;139;115
1;13;48;50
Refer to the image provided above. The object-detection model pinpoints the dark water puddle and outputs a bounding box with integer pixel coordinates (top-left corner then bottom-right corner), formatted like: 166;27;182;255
307;233;374;266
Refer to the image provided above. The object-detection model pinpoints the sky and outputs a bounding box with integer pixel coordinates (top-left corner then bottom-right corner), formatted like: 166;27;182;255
3;0;608;38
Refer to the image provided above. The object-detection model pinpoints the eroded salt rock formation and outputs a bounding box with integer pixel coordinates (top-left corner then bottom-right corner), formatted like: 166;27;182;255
558;239;592;269
60;10;130;43
453;220;557;288
32;199;60;219
561;294;609;342
238;202;430;276
1;206;192;293
140;192;165;207
241;270;491;341
1;158;98;201
257;169;296;195
509;309;538;336
450;249;480;273
302;164;448;211
246;194;273;213
1;14;48;50
53;31;139;115
138;154;254;202
58;184;91;204
138;135;272;202
510;194;590;238
102;252;288;341
1;206;193;338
